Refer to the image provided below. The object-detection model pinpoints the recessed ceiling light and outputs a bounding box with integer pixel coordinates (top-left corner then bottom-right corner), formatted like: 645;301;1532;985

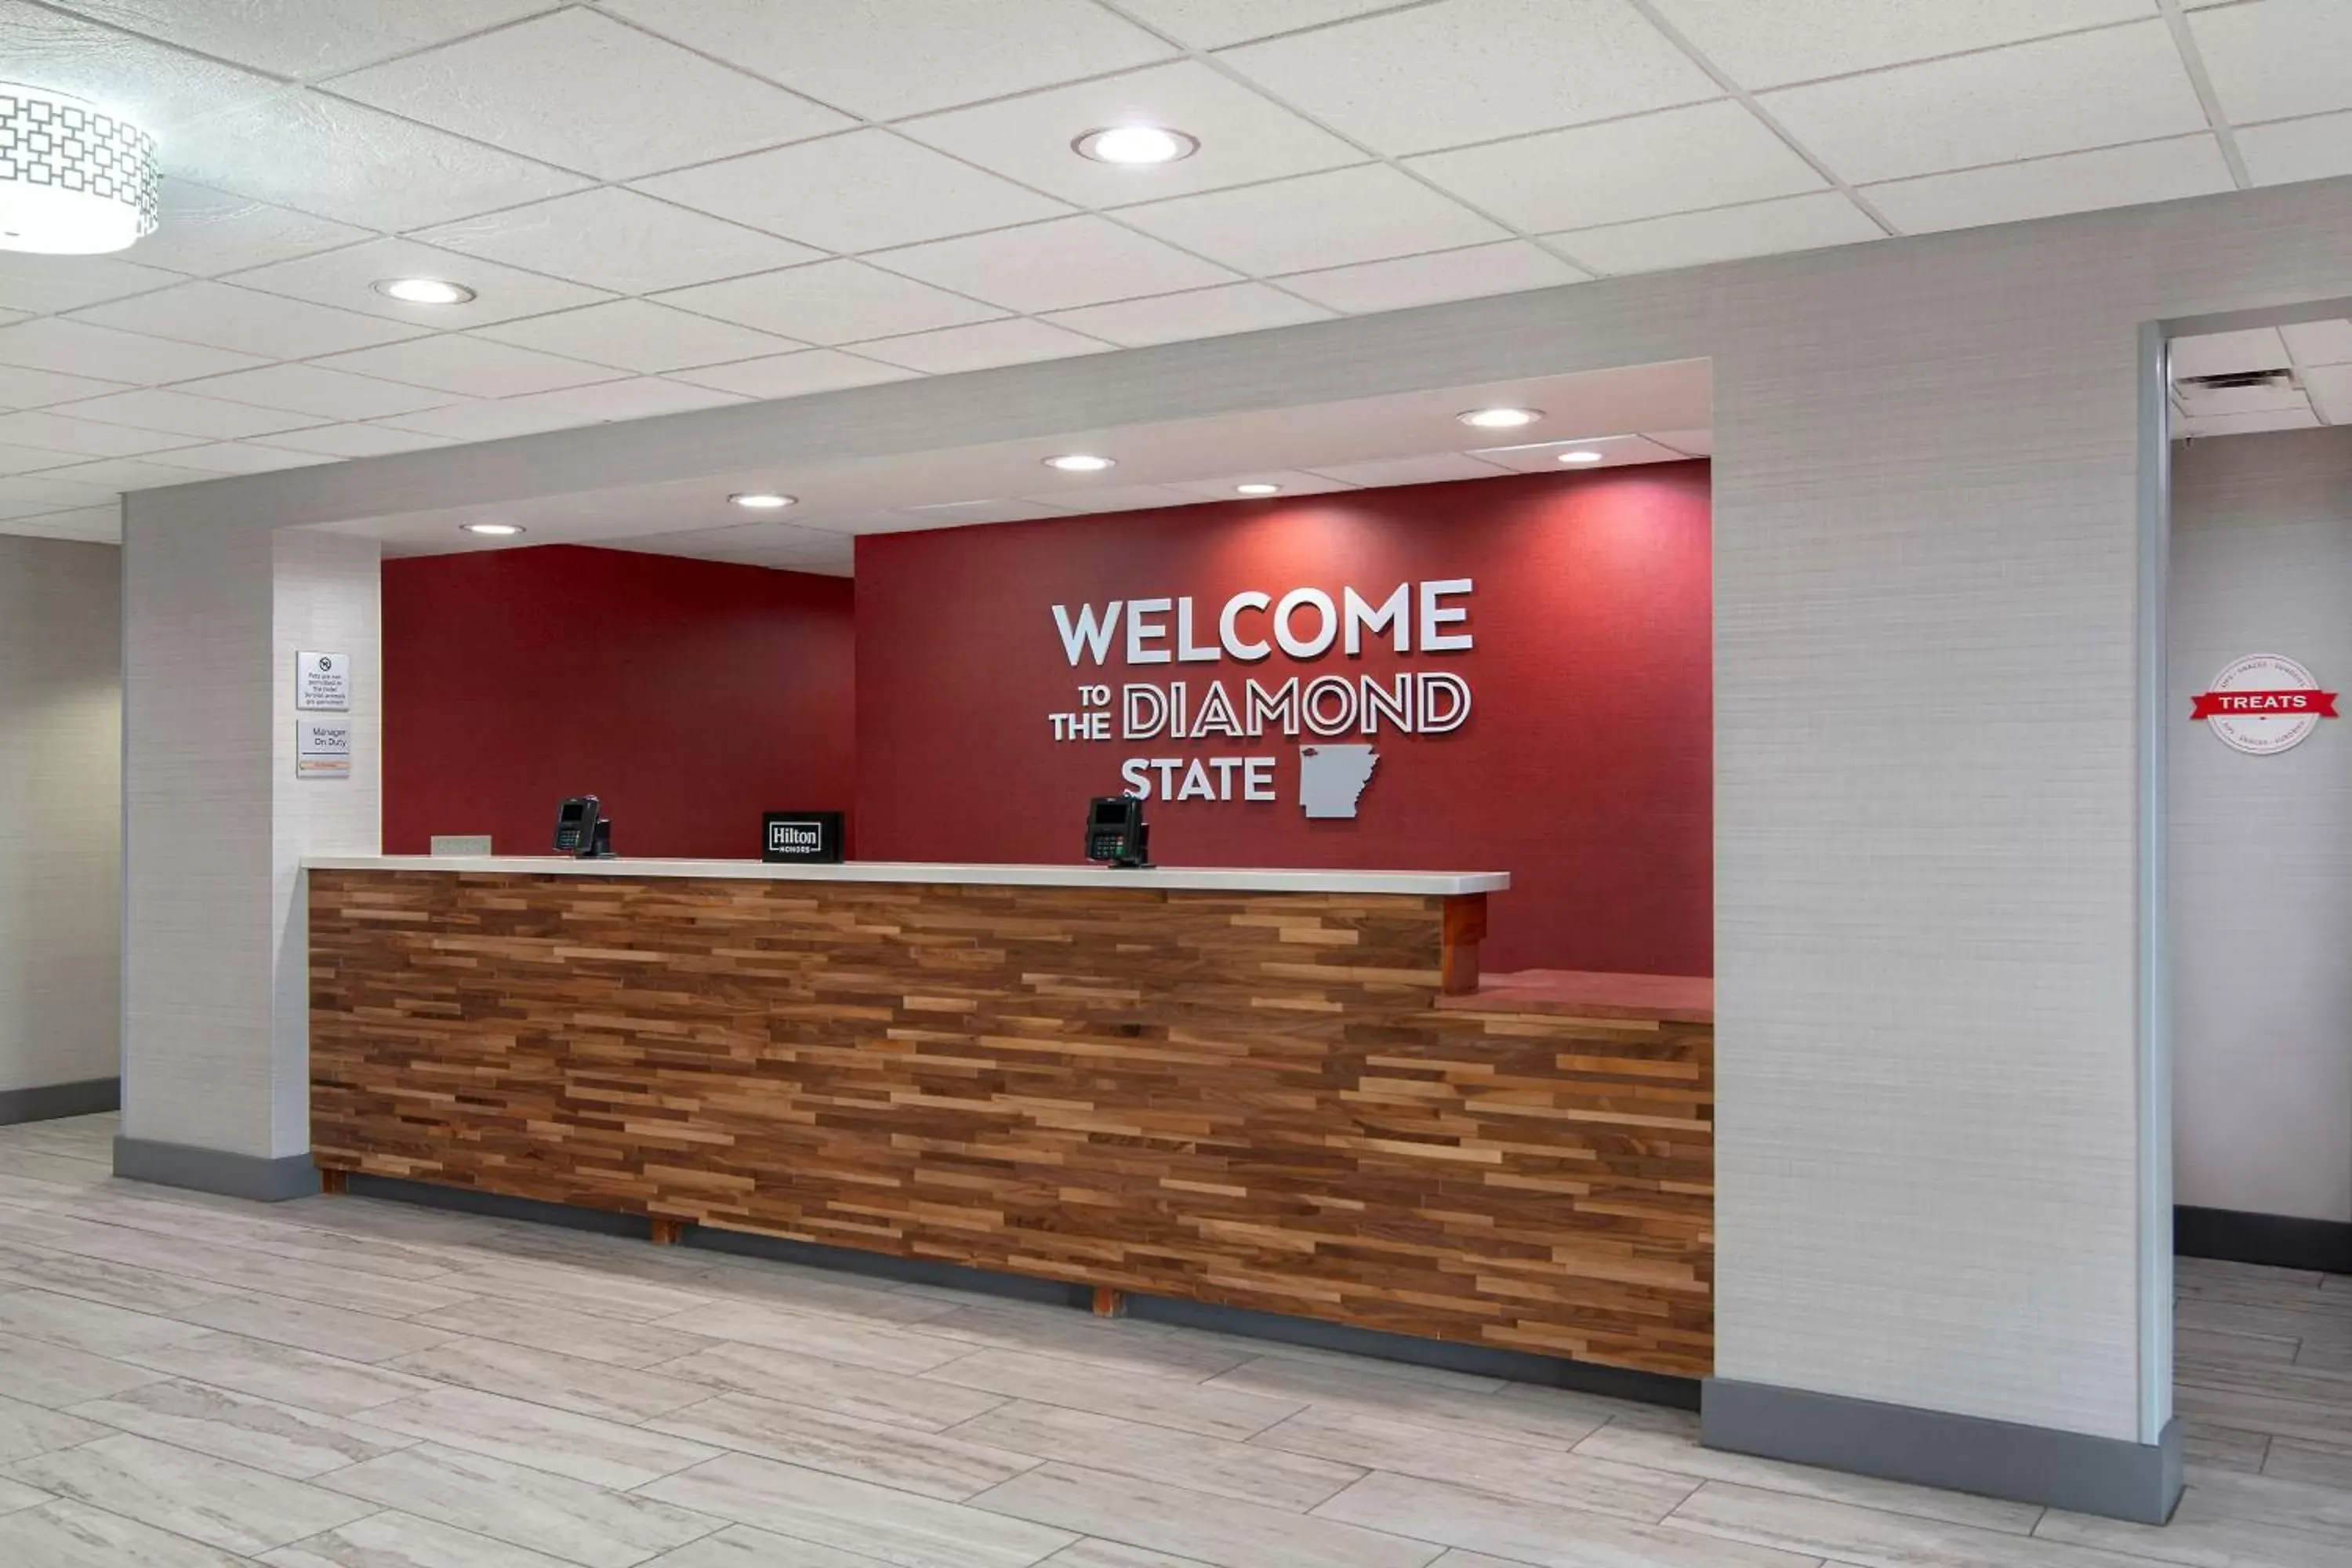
1457;407;1542;430
729;492;795;510
1073;125;1199;166
462;521;523;536
1044;454;1116;473
1235;482;1282;495
373;277;476;306
0;85;157;254
1556;449;1606;465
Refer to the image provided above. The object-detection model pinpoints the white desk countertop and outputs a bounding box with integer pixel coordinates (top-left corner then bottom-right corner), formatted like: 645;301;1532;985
303;855;1508;898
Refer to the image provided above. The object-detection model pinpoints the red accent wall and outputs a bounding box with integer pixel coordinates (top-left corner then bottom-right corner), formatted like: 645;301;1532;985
383;545;855;859
855;465;1712;976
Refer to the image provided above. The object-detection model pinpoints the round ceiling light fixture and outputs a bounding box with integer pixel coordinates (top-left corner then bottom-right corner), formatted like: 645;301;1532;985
373;277;476;306
1457;406;1542;430
1073;125;1199;166
0;83;157;254
1555;449;1606;465
462;522;524;536
1044;453;1116;473
1235;482;1282;495
729;492;796;510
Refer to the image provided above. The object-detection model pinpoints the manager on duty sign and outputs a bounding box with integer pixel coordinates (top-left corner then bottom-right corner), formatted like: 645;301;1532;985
2190;653;2339;755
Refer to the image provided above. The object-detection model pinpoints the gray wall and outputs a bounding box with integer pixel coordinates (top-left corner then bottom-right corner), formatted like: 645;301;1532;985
2171;426;2352;1223
0;535;122;1099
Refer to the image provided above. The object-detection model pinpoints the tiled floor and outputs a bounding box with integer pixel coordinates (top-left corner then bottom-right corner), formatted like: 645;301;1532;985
0;1115;2343;1567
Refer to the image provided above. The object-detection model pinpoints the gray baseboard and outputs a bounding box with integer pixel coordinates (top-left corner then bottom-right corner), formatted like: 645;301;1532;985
1703;1377;2182;1524
112;1137;321;1202
0;1076;119;1127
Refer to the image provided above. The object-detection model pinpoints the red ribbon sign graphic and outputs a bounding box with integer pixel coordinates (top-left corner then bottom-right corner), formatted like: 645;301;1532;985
2190;688;2339;720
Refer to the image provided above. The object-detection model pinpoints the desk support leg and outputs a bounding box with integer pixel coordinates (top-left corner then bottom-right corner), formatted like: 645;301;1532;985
1091;1286;1126;1318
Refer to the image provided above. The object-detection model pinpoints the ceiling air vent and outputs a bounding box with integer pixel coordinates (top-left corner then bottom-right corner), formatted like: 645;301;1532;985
2178;368;2298;392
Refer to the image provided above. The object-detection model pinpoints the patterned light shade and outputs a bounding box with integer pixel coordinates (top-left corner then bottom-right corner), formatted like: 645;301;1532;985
0;83;158;255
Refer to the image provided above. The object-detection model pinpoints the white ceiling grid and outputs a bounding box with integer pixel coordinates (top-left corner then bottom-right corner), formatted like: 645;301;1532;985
0;0;2339;546
2169;320;2352;437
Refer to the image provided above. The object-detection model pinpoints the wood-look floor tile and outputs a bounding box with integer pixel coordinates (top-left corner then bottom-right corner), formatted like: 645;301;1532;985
0;1498;256;1568
68;1375;416;1479
929;1348;1303;1440
642;1450;1078;1568
386;1336;711;1423
415;1295;725;1370
0;1388;109;1462
0;1472;47;1513
1316;1472;1813;1568
432;1263;715;1323
2176;1383;2352;1448
264;1509;583;1568
2264;1435;2352;1487
122;1330;441;1417
2177;1298;2352;1350
2041;1485;2352;1568
651;1391;1040;1500
2180;1420;2270;1475
657;1338;1011;1431
973;1461;1439;1568
642;1522;922;1566
1668;1479;2154;1568
654;1299;971;1374
0;1239;242;1316
1203;1354;1611;1446
1036;1543;1217;1568
955;1398;1364;1511
2176;1326;2299;1365
1572;1418;2045;1531
681;1259;963;1326
0;1326;164;1406
357;1385;721;1490
321;1443;724;1568
9;1431;376;1555
1257;1404;1696;1522
177;1290;469;1363
905;1302;1254;1381
0;1286;212;1356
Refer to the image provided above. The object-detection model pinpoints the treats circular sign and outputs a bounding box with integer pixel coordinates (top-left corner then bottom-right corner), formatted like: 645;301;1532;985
2190;654;2339;755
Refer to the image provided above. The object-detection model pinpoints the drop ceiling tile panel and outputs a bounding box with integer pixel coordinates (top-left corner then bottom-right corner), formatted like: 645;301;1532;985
637;130;1072;254
1115;0;1407;48
412;188;822;296
2301;365;2352;424
0;506;119;543
165;89;592;231
1465;433;1687;471
0;410;202;458
1644;0;2156;90
52;389;331;440
602;0;1176;118
848;318;1109;375
1863;135;2233;236
1306;452;1512;487
174;364;468;419
2175;378;2305;418
0;365;133;411
1043;282;1333;347
142;441;336;475
2165;328;2289;379
2283;320;2352;368
0;0;281;137
324;8;852;180
2175;408;2321;438
1758;20;2207;184
1408;100;1828;234
1651;428;1712;456
474;301;803;373
312;336;623;398
34;456;220;491
495;377;750;423
666;350;919;400
897;61;1365;209
0;443;82;476
226;238;615;330
71;281;427;358
375;399;588;441
2189;0;2352;125
0;474;118;514
0;254;187;315
1166;470;1359;499
260;423;458;457
59;0;560;77
2237;112;2352;190
1550;191;1882;276
1218;0;1719;155
1119;165;1508;276
1026;483;1204;514
1275;241;1588;314
872;216;1239;313
655;261;1003;345
875;499;1073;529
134;181;375;278
0;319;269;383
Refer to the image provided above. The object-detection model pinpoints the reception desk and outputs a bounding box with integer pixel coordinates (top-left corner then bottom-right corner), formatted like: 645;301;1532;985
306;857;1714;1379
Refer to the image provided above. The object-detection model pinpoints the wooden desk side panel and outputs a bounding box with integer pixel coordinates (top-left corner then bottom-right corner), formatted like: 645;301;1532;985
310;871;1714;1376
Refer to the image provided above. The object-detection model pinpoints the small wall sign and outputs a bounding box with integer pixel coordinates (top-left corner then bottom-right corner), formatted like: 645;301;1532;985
297;651;350;712
297;720;353;779
2190;653;2339;755
764;811;844;863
